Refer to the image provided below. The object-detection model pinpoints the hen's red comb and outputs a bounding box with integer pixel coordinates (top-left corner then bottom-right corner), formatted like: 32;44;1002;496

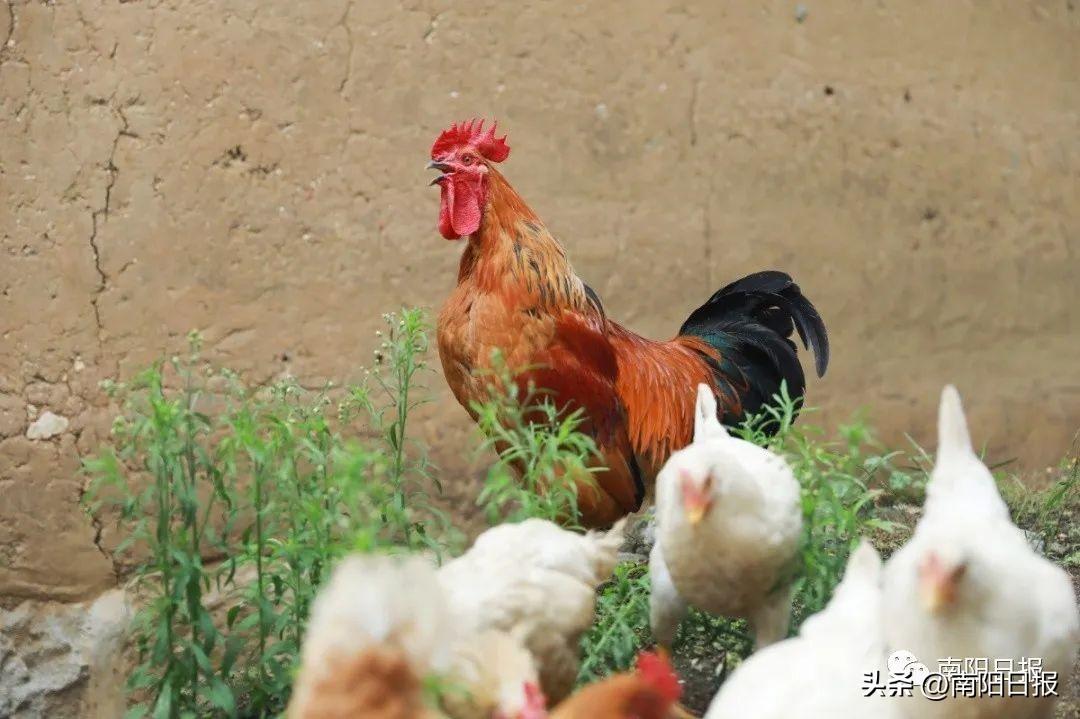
523;682;546;709
636;650;682;703
431;118;510;163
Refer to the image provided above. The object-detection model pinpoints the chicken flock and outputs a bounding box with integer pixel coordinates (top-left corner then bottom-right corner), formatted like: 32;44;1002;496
289;384;1077;719
286;121;1077;718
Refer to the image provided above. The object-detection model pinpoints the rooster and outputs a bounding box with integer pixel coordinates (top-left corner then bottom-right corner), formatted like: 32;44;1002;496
430;119;829;527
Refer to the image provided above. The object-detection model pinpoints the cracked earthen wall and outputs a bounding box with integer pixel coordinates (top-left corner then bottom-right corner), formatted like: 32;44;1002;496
0;1;1077;714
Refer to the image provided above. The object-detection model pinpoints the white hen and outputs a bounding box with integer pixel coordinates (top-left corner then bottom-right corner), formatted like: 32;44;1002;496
290;553;543;719
441;627;544;719
704;540;900;719
882;385;1079;719
438;517;625;708
288;554;454;719
650;384;802;649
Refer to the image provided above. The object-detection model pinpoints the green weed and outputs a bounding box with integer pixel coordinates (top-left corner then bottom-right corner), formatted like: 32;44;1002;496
577;562;652;684
999;445;1079;567
729;385;927;620
83;311;449;719
471;351;599;528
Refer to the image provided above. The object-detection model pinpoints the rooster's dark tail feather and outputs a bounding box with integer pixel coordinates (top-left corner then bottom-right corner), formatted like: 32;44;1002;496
678;270;829;431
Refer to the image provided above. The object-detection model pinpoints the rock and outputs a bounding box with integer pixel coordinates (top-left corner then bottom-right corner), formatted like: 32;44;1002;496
25;411;68;440
0;590;131;719
620;512;656;557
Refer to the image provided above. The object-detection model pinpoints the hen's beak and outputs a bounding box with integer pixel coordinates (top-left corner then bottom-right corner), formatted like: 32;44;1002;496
427;160;452;185
918;553;965;613
681;484;711;526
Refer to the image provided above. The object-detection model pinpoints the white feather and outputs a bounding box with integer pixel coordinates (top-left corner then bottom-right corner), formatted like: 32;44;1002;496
883;386;1079;719
438;518;624;707
924;385;1010;523
441;628;539;719
694;382;729;442
705;541;900;719
651;385;802;649
290;552;455;719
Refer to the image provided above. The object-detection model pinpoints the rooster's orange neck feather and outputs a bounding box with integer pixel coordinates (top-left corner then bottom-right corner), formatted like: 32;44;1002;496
457;168;587;314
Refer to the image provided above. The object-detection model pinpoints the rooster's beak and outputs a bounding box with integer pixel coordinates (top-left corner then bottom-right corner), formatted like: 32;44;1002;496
427;160;452;185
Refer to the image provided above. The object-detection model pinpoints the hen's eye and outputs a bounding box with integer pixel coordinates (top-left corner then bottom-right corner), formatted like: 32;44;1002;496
461;154;474;165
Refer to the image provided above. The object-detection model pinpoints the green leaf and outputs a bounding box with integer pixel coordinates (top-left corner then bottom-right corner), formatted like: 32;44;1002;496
205;678;237;717
225;604;242;630
190;643;213;673
151;686;173;719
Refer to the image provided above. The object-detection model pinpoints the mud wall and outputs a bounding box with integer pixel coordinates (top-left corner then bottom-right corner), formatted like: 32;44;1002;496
0;1;1077;714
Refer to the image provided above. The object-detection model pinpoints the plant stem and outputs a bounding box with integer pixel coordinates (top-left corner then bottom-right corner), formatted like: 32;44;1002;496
253;455;267;689
152;374;179;719
182;366;202;708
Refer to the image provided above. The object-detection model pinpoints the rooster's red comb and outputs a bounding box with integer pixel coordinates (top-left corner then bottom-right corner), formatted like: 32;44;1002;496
636;650;682;703
431;118;510;163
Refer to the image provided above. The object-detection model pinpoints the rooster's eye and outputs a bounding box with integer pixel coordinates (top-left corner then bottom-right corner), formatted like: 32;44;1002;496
461;154;474;166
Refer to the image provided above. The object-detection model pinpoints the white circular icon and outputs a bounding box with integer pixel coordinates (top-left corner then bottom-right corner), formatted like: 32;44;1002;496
888;649;930;685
